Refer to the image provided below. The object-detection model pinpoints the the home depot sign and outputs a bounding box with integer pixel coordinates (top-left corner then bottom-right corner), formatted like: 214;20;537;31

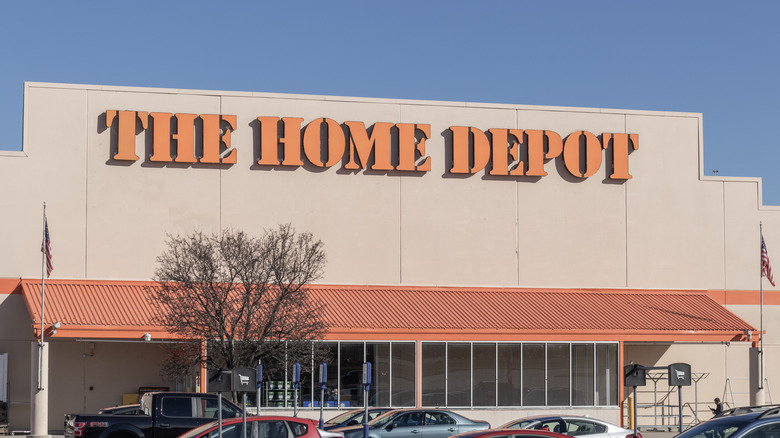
105;110;638;179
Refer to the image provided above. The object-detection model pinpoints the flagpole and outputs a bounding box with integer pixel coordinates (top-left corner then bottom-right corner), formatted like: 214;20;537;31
759;223;765;391
39;202;46;391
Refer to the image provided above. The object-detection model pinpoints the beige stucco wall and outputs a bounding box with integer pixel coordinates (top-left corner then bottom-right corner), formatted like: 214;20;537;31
3;82;779;291
2;82;780;431
0;293;36;432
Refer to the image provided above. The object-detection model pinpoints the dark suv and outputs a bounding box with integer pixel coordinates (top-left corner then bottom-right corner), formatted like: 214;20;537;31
676;405;780;438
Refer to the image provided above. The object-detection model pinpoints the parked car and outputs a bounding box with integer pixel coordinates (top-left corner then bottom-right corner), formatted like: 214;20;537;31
499;415;639;438
65;392;241;438
179;416;344;438
451;429;572;438
98;404;143;415
334;408;490;438
324;409;394;430
674;405;780;438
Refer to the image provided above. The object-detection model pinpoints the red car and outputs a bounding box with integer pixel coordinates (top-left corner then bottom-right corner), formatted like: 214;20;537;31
178;415;344;438
451;429;572;438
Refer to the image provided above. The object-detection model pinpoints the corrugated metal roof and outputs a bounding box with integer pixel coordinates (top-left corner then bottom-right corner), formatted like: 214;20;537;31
18;279;754;342
312;286;752;332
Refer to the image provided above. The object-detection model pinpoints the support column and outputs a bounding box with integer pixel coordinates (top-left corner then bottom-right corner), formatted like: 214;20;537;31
749;346;765;406
30;341;50;438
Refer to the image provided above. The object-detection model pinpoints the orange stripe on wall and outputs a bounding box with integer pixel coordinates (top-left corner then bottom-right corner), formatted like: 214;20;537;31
705;290;780;305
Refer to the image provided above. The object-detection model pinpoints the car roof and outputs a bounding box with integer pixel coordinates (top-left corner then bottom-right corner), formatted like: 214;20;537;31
204;416;317;427
501;415;620;428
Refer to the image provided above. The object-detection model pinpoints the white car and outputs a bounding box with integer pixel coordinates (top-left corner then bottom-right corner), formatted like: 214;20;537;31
500;415;639;438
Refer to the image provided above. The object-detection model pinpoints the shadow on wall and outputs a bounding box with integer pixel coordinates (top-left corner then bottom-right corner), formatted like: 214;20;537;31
624;343;672;371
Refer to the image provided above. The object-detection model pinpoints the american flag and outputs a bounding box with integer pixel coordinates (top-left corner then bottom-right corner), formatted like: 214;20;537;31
762;234;774;286
41;217;53;277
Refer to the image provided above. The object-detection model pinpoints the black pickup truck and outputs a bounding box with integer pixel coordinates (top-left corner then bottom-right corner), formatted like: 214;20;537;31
64;392;242;438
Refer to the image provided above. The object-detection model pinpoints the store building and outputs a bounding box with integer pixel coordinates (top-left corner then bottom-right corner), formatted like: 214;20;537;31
0;82;776;434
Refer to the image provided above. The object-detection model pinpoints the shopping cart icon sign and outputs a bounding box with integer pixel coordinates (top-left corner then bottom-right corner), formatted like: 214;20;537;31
239;374;249;385
675;370;685;380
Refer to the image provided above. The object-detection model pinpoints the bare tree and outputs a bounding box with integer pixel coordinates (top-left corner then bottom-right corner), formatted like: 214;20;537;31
150;224;328;373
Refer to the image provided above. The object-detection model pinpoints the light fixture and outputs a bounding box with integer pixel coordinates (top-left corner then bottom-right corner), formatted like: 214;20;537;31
50;321;61;336
143;333;151;342
744;330;753;341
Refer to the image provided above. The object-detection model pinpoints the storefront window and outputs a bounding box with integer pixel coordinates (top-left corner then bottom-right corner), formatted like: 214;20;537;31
391;343;416;407
323;342;339;407
256;340;616;409
473;343;496;406
548;343;570;406
497;343;522;406
447;343;471;406
366;342;390;406
522;343;545;406
572;343;594;406
339;343;364;407
422;342;446;406
596;343;618;405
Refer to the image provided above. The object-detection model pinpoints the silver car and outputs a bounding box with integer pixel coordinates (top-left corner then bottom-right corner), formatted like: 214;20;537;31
500;416;638;438
336;409;491;438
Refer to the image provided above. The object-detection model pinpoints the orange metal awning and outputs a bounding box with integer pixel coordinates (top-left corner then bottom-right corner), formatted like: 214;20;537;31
16;279;754;343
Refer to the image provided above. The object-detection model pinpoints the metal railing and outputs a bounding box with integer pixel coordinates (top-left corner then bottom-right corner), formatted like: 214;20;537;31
628;372;710;431
722;378;773;407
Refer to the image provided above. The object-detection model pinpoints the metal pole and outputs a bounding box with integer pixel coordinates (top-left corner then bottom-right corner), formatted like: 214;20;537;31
242;392;247;438
363;383;369;438
633;386;638;438
760;223;765;391
294;382;298;417
363;362;371;438
257;361;262;412
39;203;47;390
319;363;327;429
678;386;683;433
319;385;325;429
218;392;223;438
293;363;300;417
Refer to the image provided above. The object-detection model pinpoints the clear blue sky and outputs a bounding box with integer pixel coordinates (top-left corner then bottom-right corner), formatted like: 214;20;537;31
2;1;778;203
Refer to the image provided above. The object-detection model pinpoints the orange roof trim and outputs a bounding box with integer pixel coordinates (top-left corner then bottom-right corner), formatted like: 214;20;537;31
18;279;754;343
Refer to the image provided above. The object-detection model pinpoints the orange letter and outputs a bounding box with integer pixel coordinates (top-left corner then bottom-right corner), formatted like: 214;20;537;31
172;113;198;163
563;131;602;178
448;126;489;174
106;110;147;161
605;133;638;179
489;129;524;176
200;115;237;164
279;117;304;166
450;126;470;174
344;121;393;170
149;112;173;162
257;117;281;165
303;118;345;168
257;117;304;166
525;130;563;177
397;124;431;171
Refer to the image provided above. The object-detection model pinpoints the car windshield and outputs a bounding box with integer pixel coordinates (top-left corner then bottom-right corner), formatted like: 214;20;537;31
502;420;539;429
675;416;757;438
327;411;359;424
